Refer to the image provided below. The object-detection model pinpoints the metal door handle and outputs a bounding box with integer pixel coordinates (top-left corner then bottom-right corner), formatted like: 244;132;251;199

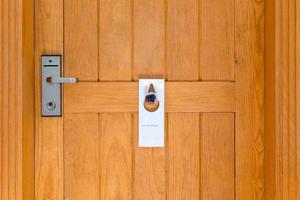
41;55;77;116
46;77;77;84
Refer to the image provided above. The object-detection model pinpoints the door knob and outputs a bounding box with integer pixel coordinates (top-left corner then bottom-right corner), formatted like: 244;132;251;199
144;83;160;112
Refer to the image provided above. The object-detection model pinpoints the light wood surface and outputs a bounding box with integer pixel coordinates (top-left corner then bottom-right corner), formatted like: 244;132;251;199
264;0;276;198
22;0;35;199
64;114;99;200
64;0;98;81
297;1;300;198
134;0;165;80
64;82;235;113
168;113;200;199
166;7;200;197
200;0;234;80
274;0;299;199
34;0;64;199
200;113;234;199
133;2;166;199
4;0;300;199
0;0;23;199
35;119;63;200
99;0;132;81
100;114;133;200
31;0;271;200
235;0;264;199
167;0;199;80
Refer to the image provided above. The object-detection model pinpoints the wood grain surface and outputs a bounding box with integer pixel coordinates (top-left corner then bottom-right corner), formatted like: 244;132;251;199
168;113;200;200
235;0;264;199
167;0;199;80
99;0;132;81
7;0;300;199
201;113;234;199
32;0;269;199
200;0;234;80
64;82;235;113
64;0;98;81
35;0;64;199
64;114;99;200
100;114;133;200
0;0;23;199
274;0;299;199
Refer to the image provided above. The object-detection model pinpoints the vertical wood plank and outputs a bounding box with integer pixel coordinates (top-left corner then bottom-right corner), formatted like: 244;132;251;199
99;0;132;81
167;0;199;80
275;0;298;199
286;0;297;197
22;0;35;199
0;7;2;195
0;0;3;196
296;0;300;197
35;119;63;200
35;0;63;199
99;2;133;197
168;113;200;200
133;1;166;199
0;0;2;196
264;0;276;198
200;0;234;80
201;113;234;199
64;0;98;81
166;2;200;198
133;114;165;200
235;0;264;199
275;0;286;198
100;114;132;200
0;0;23;198
133;0;165;80
12;0;23;197
64;114;99;200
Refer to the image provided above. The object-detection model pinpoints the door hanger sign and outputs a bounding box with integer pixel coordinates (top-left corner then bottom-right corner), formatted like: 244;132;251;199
138;79;164;147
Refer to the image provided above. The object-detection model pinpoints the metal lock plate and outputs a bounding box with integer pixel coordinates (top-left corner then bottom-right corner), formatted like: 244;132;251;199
41;55;62;116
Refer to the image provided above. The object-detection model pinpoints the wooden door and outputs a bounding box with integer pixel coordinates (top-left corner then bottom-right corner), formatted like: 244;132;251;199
34;0;264;200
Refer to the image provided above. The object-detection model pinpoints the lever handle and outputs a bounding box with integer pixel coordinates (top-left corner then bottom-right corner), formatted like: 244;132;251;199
46;77;77;84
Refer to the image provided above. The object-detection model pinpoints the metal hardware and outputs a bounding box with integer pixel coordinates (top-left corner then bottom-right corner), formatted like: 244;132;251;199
143;84;160;112
46;77;77;84
41;55;77;116
46;101;56;111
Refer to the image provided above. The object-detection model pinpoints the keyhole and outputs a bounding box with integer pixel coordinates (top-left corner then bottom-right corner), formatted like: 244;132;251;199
47;101;56;111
